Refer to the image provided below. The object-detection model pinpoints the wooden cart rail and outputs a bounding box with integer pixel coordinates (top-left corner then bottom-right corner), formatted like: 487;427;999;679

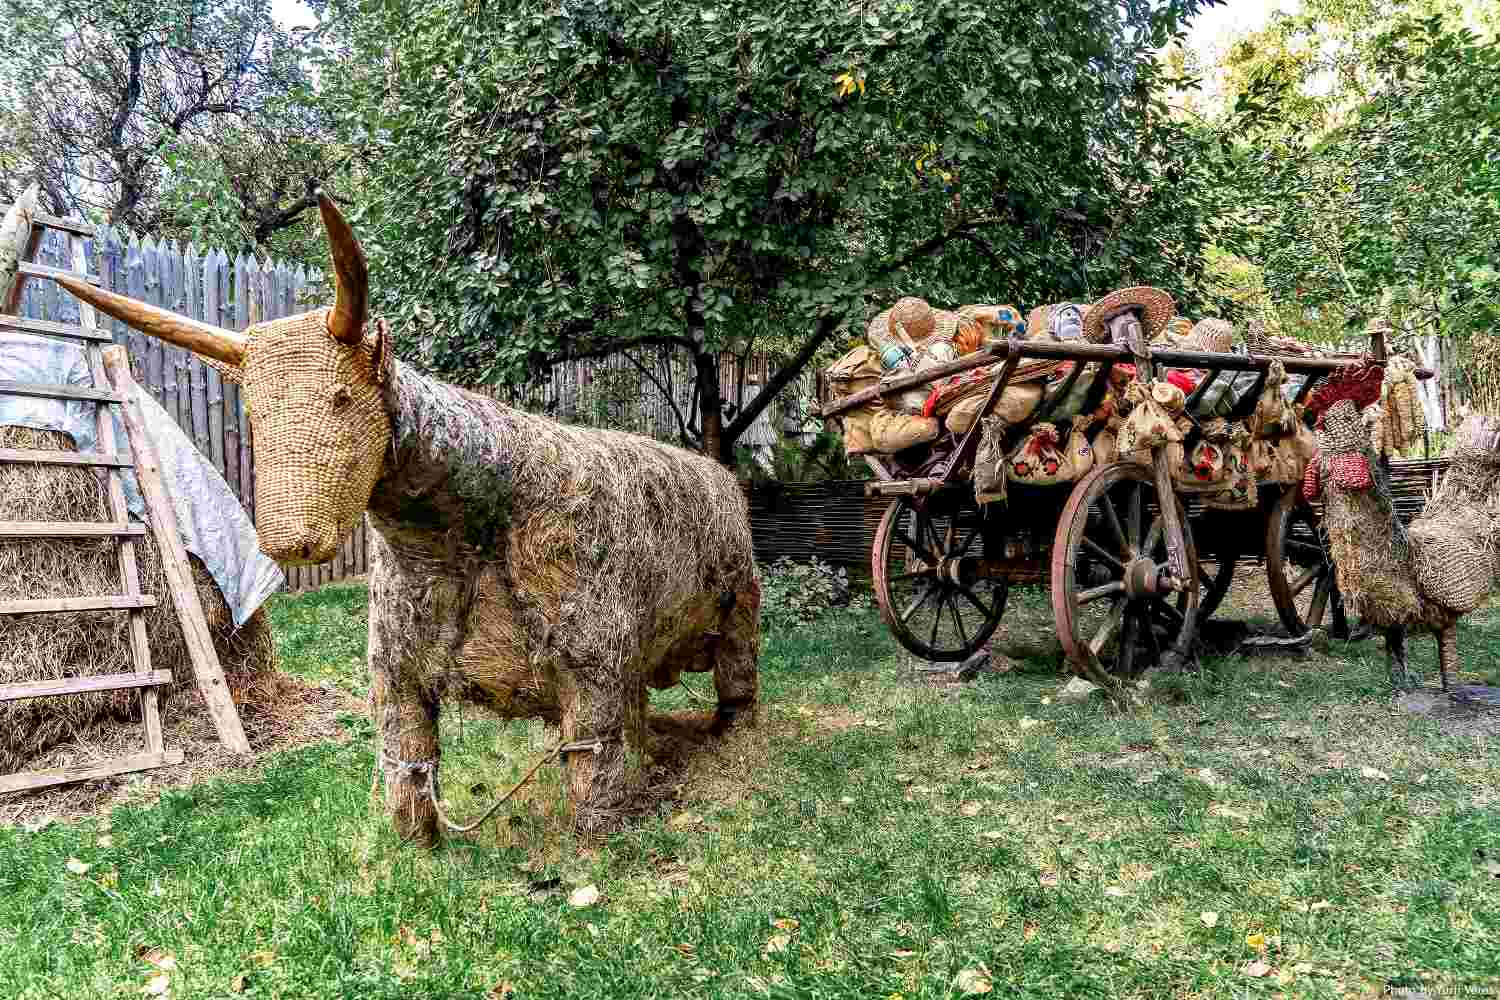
821;336;1419;420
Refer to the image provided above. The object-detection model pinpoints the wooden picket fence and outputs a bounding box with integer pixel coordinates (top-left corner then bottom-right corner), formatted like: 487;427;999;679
11;224;820;593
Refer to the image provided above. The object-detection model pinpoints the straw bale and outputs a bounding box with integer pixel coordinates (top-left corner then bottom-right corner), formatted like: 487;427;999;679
0;426;276;775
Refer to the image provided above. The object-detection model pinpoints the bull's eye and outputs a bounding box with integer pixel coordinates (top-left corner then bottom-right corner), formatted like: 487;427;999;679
331;387;353;412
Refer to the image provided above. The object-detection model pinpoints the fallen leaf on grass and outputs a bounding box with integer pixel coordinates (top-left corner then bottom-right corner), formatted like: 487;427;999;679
1200;911;1219;927
230;974;248;993
960;802;982;817
65;858;91;875
979;831;1005;841
1038;871;1059;888
954;967;993;994
1291;963;1312;974
1245;932;1265;950
1193;768;1222;788
1017;716;1045;731
839;796;854;805
1103;886;1127;897
246;950;276;968
770;917;799;932
142;951;178;971
1360;767;1390;781
97;835;114;849
763;934;791;954
1242;960;1272;978
1052;813;1072;824
668;812;702;829
487;983;516;1000
568;885;600;908
891;949;916;959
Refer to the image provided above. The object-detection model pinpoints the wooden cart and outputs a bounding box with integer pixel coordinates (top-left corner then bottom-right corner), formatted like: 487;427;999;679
819;314;1379;684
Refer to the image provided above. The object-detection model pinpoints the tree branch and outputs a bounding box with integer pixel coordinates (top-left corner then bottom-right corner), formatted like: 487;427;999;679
622;348;698;448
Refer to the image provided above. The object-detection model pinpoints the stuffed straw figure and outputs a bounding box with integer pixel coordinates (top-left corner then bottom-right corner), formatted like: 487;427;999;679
1305;400;1500;693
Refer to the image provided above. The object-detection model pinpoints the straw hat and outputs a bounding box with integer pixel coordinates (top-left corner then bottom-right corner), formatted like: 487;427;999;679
1082;286;1175;345
1190;318;1235;355
888;296;936;343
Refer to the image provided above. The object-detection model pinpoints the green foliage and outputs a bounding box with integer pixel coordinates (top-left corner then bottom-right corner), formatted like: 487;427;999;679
1216;4;1500;349
736;429;867;484
314;0;1224;458
758;556;860;630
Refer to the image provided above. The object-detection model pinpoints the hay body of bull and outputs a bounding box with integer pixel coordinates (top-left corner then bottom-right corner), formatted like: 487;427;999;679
54;194;760;844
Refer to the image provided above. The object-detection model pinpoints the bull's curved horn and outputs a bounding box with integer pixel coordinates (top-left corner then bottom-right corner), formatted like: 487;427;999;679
318;189;367;345
50;273;247;368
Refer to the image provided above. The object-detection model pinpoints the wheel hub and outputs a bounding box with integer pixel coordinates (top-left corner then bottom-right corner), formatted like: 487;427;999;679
937;556;977;587
1123;557;1181;598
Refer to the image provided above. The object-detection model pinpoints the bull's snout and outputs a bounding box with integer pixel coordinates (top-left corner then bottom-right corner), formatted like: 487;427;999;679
258;526;340;566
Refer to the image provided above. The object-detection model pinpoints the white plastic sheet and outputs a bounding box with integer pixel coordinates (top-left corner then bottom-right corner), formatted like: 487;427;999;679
0;332;285;625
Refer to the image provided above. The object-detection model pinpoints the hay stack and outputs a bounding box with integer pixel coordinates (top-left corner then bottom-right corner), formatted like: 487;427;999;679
0;425;276;774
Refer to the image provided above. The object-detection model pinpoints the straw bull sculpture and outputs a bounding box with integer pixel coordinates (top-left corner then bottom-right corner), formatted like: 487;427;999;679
55;193;760;844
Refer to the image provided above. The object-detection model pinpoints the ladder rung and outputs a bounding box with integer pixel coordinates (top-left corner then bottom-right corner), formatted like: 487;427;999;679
32;212;95;238
0;380;122;403
0;669;173;703
0;522;146;539
0;595;156;615
0;313;113;342
0;207;95;238
17;261;102;286
0;749;185;795
0;448;132;468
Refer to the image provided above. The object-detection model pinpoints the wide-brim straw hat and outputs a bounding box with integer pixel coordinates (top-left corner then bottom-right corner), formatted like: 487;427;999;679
888;296;936;344
1082;286;1176;345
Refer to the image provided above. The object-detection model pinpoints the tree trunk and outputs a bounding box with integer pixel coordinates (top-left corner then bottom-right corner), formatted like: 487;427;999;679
695;351;728;465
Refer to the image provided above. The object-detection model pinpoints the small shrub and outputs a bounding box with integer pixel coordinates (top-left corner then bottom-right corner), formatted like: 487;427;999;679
759;556;863;630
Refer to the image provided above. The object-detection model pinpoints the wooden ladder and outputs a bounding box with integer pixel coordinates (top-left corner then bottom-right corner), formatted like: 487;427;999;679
0;209;248;796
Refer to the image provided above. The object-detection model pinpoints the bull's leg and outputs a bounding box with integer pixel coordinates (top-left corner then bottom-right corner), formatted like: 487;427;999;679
367;546;469;847
372;663;441;846
1437;624;1456;693
709;580;761;736
556;666;648;834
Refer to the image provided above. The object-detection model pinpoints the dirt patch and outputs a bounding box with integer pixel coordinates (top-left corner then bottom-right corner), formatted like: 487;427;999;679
1394;687;1500;739
0;672;363;829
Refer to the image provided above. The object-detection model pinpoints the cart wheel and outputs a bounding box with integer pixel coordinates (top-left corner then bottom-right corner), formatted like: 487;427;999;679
872;494;1007;661
1266;486;1340;635
1052;462;1200;678
1196;553;1239;622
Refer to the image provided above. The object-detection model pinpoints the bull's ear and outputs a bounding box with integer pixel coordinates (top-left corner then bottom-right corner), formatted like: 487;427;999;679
367;318;393;386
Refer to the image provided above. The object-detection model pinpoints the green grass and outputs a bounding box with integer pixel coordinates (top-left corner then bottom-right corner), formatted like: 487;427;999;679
2;582;1498;999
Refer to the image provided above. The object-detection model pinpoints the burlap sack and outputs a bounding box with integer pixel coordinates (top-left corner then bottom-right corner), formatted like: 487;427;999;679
974;415;1009;504
1203;425;1257;510
1252;361;1298;439
944;381;1043;434
1006;416;1095;487
870;409;940;453
839;404;880;455
1116;380;1185;456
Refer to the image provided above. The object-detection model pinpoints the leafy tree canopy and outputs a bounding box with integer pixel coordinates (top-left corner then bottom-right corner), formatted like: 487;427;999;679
317;0;1226;460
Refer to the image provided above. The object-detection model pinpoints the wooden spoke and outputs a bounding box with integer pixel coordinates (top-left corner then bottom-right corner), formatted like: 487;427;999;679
1290;565;1322;597
894;526;938;564
1077;580;1125;605
899;582;937;624
947;595;967;644
1116;603;1139;677
1143;516;1164;559
1081;535;1128;573
928;594;944;647
953;521;981;558
1099;492;1129;557
1308;575;1331;628
1284;539;1325;560
1151;598;1185;627
956;585;993;618
887;569;933;584
1089;598;1127;656
1126;482;1144;549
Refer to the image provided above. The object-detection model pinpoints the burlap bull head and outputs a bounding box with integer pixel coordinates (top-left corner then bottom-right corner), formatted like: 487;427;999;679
54;193;391;565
